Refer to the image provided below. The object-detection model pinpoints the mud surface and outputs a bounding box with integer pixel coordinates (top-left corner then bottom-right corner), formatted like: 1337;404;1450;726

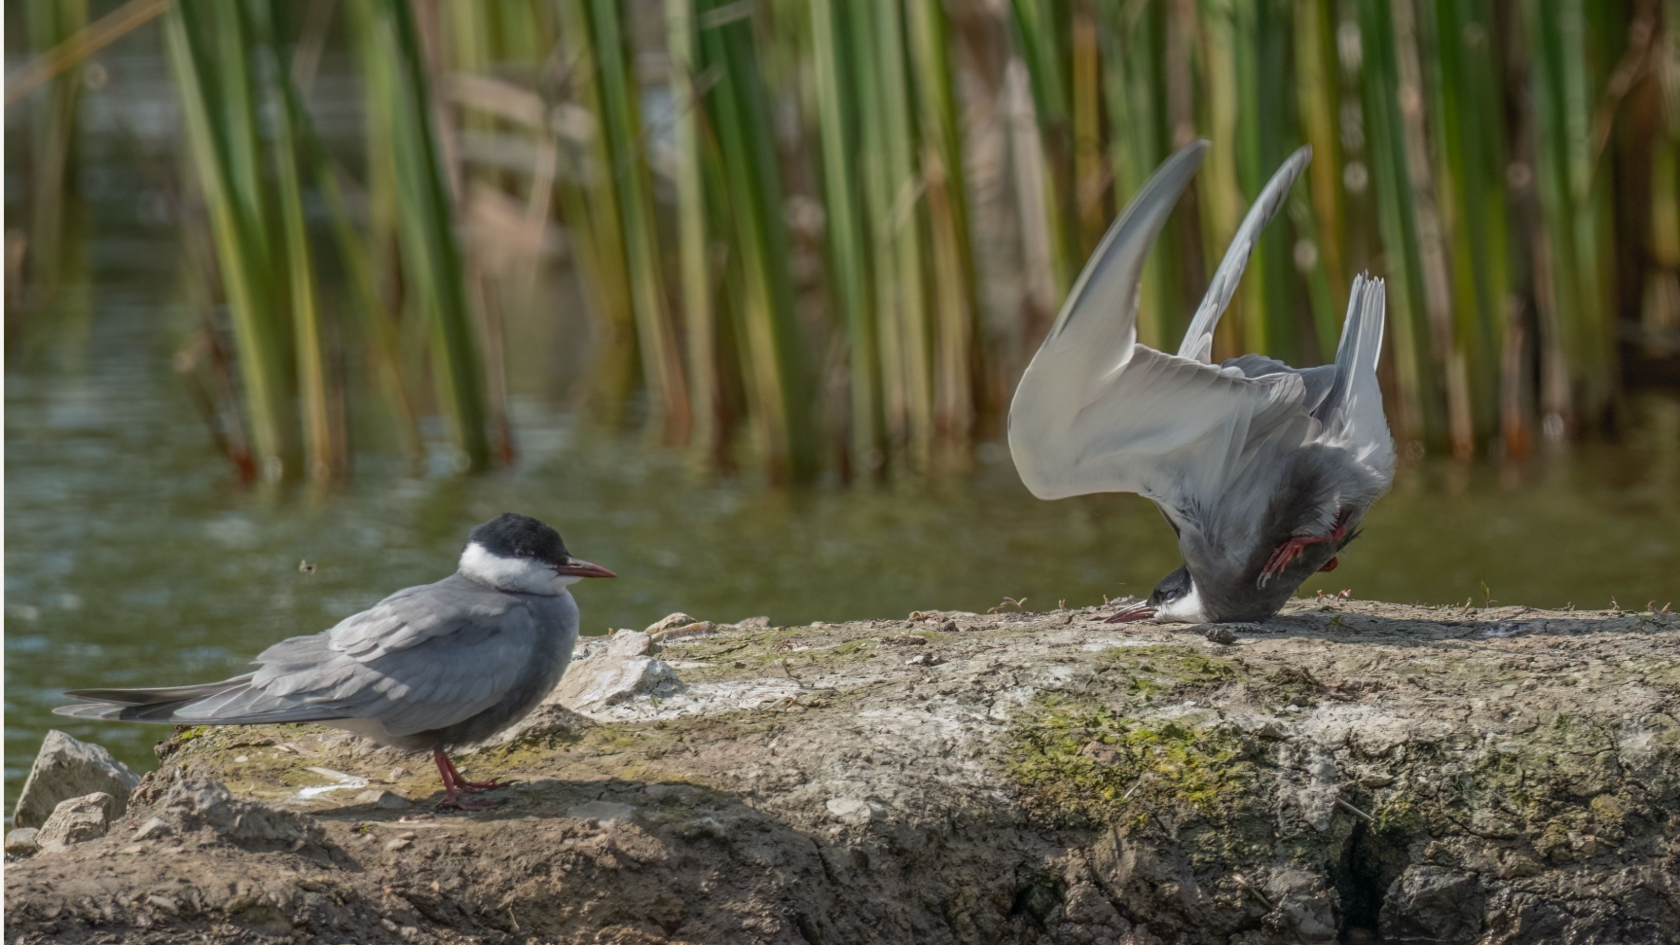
6;599;1678;944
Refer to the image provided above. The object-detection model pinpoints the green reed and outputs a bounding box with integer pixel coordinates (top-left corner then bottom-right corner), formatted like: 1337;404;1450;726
22;0;1675;480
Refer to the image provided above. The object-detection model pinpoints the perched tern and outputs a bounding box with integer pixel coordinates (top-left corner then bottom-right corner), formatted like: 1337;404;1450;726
56;513;615;810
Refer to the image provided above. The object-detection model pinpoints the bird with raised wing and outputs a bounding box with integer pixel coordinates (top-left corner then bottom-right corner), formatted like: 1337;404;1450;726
56;513;615;810
1008;140;1394;624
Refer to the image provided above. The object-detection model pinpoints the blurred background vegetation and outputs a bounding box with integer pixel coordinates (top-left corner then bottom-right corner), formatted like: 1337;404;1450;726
7;0;1679;483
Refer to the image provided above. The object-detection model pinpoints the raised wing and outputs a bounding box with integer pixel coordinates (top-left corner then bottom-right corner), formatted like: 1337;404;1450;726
1008;140;1314;508
1177;144;1312;363
1314;273;1394;475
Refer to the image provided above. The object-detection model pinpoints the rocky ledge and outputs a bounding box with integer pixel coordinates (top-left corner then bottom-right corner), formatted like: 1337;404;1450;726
5;599;1678;945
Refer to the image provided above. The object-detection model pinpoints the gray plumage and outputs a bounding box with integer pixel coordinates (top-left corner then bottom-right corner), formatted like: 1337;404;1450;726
1009;140;1395;623
56;514;614;807
58;576;578;751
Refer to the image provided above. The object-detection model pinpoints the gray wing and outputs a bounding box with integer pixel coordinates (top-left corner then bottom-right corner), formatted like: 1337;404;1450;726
1176;144;1311;363
58;579;557;738
1008;140;1314;507
1313;274;1395;474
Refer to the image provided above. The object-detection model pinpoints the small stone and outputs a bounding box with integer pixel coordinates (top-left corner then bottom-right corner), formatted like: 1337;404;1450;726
37;792;116;851
566;800;636;825
133;817;171;841
156;778;324;846
734;616;772;629
12;730;142;829
551;635;680;712
906;652;943;667
825;797;879;826
147;895;179;914
606;630;655;658
654;621;719;641
385;837;412;852
388;766;412;780
645;612;698;634
5;827;41;856
356;789;412;810
880;635;927;646
234;755;249;763
1205;626;1239;645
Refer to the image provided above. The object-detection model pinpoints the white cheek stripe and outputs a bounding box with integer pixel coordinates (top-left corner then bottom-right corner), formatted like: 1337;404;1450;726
458;541;563;594
1154;585;1207;624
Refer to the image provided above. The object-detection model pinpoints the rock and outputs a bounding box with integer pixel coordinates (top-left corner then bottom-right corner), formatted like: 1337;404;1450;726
825;797;880;826
566;801;635;825
480;702;596;748
645;612;698;634
155;778;324;847
550;632;680;712
384;837;412;851
355;789;411;810
4;828;41;856
653;620;720;641
11;730;142;829
132;817;171;841
1380;866;1486;944
734;615;772;629
2;601;1674;945
388;766;412;780
606;630;654;658
1205;625;1239;645
36;793;116;852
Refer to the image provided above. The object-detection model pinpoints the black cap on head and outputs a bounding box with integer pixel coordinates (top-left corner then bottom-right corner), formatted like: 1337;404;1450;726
1147;565;1193;606
468;513;569;565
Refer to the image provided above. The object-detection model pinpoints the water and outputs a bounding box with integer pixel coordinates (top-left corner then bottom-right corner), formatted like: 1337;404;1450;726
5;45;1678;814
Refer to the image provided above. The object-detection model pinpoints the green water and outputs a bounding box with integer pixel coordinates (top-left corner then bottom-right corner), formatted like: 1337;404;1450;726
7;273;1679;809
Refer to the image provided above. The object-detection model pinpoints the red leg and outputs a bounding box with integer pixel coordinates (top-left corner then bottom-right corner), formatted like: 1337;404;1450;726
440;752;504;793
1259;516;1351;586
432;748;498;811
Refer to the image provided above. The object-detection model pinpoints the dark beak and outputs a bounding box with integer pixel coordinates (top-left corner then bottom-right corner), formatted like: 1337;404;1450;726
1103;601;1156;623
554;557;616;579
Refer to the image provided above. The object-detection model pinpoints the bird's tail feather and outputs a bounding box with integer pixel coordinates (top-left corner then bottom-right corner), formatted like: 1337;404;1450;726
56;675;345;726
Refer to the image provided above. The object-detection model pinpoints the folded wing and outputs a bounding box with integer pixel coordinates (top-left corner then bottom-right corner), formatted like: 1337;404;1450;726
57;580;550;738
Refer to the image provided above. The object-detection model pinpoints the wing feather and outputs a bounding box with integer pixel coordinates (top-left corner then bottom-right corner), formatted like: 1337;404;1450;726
1177;145;1313;363
1009;140;1315;507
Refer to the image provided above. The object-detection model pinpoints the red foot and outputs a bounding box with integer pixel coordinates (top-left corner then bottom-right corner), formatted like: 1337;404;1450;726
1259;515;1351;586
437;790;499;812
432;748;504;810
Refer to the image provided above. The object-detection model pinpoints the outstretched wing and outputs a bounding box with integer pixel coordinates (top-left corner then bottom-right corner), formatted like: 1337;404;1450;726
1008;140;1314;509
1177;145;1313;363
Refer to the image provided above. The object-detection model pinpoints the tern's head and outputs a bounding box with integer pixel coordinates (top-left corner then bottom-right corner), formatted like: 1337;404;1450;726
459;513;615;595
1106;565;1208;624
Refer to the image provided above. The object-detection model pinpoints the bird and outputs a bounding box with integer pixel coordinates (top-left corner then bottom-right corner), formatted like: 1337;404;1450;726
1008;139;1394;624
55;513;615;810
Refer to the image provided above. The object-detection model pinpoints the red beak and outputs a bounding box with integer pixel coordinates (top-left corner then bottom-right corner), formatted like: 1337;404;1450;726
554;557;616;579
1103;601;1156;623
